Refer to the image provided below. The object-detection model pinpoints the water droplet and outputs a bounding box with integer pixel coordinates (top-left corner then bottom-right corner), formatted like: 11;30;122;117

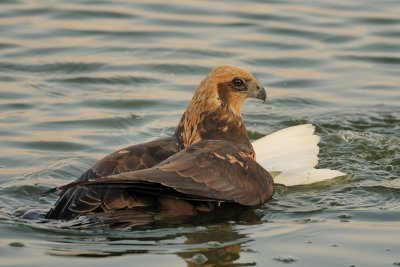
207;241;222;247
273;255;298;263
187;253;208;265
242;248;258;253
338;213;352;219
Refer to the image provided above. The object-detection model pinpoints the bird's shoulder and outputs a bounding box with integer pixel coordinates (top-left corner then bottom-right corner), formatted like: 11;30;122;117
78;136;182;182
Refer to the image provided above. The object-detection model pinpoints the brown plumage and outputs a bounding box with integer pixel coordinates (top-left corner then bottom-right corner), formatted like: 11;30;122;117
45;65;273;221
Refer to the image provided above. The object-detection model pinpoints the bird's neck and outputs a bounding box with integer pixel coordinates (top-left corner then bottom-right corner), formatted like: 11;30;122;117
174;94;251;148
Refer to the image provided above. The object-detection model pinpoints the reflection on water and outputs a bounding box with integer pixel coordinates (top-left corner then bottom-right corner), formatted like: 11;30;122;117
10;207;262;266
177;226;246;266
45;223;249;266
0;0;399;266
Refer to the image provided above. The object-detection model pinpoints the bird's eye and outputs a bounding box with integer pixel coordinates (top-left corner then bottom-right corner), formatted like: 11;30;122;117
232;78;245;89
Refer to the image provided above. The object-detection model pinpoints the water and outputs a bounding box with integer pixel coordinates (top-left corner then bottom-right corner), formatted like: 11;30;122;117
0;0;399;266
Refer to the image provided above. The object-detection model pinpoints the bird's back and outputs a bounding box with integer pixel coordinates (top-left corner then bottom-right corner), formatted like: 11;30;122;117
45;137;182;220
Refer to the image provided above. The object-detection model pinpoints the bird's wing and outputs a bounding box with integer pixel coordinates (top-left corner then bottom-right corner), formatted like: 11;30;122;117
45;137;182;220
57;140;274;213
253;124;346;186
91;137;182;177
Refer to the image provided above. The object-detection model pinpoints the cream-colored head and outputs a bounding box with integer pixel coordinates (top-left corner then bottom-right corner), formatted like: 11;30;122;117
175;65;266;147
195;65;266;115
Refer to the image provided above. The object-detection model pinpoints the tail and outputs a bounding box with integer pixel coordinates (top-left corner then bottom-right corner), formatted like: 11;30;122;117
252;124;345;186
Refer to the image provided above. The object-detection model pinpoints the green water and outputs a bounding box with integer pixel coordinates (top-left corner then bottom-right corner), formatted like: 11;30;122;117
0;0;399;266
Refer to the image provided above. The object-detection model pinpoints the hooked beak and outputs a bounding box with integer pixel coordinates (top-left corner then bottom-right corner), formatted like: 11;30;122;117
255;87;267;102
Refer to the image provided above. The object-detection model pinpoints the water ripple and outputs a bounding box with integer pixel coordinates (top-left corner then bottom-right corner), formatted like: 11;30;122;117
52;28;193;39
53;9;137;20
353;17;400;25
337;55;400;65
49;76;162;85
0;62;105;73
35;114;140;130
0;0;400;265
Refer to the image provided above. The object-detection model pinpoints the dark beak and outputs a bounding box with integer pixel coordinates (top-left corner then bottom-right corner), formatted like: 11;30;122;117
255;87;267;102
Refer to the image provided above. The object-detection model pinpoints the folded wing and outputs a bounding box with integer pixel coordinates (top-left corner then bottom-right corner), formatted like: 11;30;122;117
48;140;274;220
45;137;181;220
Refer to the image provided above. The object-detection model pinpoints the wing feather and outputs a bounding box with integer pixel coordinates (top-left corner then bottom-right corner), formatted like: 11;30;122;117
68;140;274;207
45;137;181;220
47;139;274;220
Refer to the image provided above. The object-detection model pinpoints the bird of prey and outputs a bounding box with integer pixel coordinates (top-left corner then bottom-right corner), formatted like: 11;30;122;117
45;65;275;221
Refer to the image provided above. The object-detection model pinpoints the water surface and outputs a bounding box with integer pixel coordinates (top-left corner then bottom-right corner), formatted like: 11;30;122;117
0;0;399;266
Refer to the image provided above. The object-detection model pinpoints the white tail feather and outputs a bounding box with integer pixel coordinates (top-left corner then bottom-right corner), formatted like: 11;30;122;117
252;124;345;186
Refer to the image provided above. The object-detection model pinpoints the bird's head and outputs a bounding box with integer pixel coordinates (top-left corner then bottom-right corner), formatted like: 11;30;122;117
175;65;266;147
196;65;266;115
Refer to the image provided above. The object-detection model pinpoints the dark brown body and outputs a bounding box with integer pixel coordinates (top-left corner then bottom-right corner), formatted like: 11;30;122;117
46;137;182;220
45;65;274;221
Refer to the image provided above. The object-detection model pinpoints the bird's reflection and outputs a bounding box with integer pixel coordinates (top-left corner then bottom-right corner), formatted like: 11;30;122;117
177;205;261;266
178;224;250;266
41;204;263;266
